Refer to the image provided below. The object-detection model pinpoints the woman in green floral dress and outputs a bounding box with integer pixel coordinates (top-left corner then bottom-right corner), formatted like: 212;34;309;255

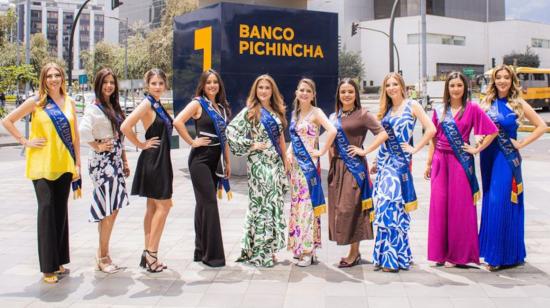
226;74;290;267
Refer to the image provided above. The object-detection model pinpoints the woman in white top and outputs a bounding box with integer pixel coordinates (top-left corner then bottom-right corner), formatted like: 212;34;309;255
79;68;130;273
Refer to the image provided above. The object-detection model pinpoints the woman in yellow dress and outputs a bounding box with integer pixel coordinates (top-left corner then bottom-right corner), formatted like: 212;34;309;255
2;62;81;283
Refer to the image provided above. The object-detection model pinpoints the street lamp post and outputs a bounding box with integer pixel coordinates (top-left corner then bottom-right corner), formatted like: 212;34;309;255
67;0;92;95
389;0;400;73
105;16;129;115
352;24;401;73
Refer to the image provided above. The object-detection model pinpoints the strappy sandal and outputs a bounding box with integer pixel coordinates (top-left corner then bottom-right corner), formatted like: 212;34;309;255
140;250;167;269
43;273;58;284
97;255;121;274
143;250;164;273
338;254;361;268
485;264;500;272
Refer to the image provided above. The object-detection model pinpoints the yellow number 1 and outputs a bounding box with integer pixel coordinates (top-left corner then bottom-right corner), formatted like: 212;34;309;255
194;26;212;71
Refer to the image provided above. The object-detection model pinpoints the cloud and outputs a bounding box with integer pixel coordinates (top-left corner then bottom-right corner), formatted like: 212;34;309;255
506;0;550;23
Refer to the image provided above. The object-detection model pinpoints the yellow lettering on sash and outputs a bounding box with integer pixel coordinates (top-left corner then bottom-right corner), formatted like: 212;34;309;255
283;28;294;41
239;24;249;38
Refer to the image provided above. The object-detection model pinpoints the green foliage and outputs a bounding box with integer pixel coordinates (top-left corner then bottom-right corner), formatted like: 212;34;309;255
503;46;540;68
81;41;120;84
338;49;365;80
0;65;38;93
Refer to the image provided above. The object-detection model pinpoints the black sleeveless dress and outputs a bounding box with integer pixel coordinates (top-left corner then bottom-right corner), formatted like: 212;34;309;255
188;105;226;267
131;114;173;200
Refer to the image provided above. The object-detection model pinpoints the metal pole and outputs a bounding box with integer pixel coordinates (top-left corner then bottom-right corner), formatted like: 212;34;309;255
124;17;128;116
23;0;30;145
67;0;92;95
359;26;400;73
389;0;400;72
420;0;427;105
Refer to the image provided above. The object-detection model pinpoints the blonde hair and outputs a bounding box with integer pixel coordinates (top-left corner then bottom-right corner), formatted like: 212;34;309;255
37;62;67;107
292;78;317;120
246;74;287;128
377;72;407;120
481;64;525;122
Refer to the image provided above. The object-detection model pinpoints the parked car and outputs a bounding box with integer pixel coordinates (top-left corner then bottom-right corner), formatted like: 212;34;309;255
74;92;96;112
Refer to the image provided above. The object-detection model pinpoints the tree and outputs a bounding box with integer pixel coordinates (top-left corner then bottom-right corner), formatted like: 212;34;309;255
81;41;120;84
29;33;67;72
338;49;365;80
115;32;150;80
503;46;540;68
0;65;38;93
145;0;197;80
0;8;17;46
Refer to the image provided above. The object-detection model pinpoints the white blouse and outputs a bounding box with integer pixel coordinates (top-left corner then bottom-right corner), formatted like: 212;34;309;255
79;104;116;143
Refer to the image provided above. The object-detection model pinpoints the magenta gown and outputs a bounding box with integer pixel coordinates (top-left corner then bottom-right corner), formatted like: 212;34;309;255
427;102;497;265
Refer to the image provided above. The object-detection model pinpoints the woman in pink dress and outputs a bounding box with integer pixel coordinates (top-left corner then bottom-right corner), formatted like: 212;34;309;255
425;72;497;266
286;78;336;267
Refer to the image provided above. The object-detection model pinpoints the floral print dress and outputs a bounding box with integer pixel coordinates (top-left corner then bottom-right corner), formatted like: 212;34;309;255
226;107;288;267
288;112;322;256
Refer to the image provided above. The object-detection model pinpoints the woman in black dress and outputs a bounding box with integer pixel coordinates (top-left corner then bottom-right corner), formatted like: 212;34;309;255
121;68;173;272
174;69;231;267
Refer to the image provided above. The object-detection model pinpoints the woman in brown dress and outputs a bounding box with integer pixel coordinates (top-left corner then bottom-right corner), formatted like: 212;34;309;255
327;78;388;267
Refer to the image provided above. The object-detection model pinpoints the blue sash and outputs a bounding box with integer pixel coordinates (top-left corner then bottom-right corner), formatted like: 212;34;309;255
146;95;173;142
260;107;283;159
43;96;81;198
381;111;418;212
197;96;232;200
290;119;326;216
487;102;523;204
333;111;374;219
435;106;480;204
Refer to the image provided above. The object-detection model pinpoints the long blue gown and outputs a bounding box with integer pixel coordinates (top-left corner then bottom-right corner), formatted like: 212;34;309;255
373;101;416;270
479;98;526;267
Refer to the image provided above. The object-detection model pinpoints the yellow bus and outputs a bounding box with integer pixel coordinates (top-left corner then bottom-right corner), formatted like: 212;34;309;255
481;67;550;110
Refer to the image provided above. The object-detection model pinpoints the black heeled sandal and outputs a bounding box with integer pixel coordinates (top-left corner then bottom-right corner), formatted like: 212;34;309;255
142;250;164;273
140;249;167;269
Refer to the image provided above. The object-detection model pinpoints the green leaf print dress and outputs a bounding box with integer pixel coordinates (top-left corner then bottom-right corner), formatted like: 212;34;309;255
226;107;288;267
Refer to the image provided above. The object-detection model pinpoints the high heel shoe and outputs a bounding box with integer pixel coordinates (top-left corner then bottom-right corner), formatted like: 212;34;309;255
142;250;164;273
140;249;167;269
297;255;317;267
338;254;361;268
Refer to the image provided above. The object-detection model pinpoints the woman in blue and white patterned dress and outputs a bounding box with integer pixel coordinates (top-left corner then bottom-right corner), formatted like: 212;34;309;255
79;68;130;273
371;73;435;272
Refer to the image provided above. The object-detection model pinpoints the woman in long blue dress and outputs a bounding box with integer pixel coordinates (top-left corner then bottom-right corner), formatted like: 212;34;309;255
371;73;436;272
479;65;547;271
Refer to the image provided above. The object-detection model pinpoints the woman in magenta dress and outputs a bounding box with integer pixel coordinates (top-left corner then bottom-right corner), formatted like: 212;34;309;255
425;72;497;267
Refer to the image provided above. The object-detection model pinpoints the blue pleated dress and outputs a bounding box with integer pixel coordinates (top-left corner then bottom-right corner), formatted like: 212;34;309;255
479;98;526;267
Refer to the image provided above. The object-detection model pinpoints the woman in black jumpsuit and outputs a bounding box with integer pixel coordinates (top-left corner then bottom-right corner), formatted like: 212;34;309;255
174;69;231;267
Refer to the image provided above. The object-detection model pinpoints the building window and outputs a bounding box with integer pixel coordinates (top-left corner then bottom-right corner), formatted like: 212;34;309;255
408;33;465;46
532;38;550;49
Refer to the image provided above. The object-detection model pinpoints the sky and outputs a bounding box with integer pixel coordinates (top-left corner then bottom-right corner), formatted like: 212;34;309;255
506;0;550;24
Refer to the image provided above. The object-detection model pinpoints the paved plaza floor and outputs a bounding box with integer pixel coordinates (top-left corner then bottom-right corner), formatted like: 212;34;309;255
1;122;550;308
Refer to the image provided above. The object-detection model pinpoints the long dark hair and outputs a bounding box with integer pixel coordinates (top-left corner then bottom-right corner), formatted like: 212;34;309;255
194;69;231;118
442;71;469;118
335;78;361;115
93;68;124;137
